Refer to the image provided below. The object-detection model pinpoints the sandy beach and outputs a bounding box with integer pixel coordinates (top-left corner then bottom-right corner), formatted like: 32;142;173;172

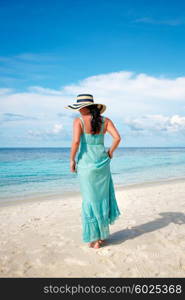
0;178;185;278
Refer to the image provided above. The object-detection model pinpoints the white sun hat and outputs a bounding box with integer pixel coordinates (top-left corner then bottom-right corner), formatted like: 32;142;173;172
64;94;106;114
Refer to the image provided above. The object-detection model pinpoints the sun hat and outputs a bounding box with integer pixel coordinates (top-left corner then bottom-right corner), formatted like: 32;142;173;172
64;94;106;114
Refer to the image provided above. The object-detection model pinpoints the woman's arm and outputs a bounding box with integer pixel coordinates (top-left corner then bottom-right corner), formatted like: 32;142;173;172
70;118;82;172
106;118;121;158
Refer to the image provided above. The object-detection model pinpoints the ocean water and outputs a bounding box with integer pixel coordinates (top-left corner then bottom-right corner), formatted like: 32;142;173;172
0;147;185;204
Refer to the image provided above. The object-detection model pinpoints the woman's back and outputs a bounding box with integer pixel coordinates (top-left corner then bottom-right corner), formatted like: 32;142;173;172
77;116;110;158
79;115;108;135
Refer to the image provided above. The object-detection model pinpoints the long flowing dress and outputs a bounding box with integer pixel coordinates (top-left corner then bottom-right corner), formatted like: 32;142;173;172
76;115;121;243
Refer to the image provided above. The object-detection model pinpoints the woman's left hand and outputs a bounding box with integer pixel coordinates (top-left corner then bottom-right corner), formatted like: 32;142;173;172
70;160;77;173
107;149;113;159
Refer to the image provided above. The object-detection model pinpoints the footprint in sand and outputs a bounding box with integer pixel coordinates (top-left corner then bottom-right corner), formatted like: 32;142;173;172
33;217;40;221
96;248;114;257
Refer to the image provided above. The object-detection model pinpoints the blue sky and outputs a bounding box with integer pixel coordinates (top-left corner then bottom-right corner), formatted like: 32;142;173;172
1;0;185;147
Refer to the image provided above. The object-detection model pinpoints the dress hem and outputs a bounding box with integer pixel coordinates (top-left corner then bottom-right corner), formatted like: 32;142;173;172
82;210;121;243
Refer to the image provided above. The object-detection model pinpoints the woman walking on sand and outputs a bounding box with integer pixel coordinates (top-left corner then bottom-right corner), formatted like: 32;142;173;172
65;94;121;249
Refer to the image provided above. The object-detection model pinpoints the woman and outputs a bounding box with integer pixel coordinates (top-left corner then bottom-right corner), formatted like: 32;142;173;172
65;94;121;249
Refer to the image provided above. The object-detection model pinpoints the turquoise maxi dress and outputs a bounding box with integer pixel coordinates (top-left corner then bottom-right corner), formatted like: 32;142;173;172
76;115;121;243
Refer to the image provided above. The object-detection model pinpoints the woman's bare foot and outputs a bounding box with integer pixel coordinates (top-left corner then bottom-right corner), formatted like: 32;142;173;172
93;240;101;249
89;239;105;248
88;241;95;248
98;239;105;245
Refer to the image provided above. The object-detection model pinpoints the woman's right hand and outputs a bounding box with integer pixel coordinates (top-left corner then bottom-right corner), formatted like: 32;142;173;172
70;160;77;173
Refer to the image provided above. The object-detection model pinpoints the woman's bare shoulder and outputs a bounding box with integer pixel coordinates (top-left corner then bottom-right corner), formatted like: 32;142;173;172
103;116;112;131
104;116;110;120
73;117;82;127
104;117;118;131
104;116;113;124
74;117;81;123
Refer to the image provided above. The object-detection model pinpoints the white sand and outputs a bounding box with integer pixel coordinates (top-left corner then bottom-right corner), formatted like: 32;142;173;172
0;178;185;278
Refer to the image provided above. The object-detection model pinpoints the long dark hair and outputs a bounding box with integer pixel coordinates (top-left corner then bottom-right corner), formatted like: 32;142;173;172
88;104;103;134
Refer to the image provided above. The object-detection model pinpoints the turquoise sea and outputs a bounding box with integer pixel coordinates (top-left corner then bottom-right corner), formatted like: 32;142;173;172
0;147;185;204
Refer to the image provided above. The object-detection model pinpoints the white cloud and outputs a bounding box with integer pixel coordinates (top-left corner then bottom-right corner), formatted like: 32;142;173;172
0;52;63;83
60;71;185;110
169;115;185;132
0;88;14;95
52;123;63;134
133;17;185;26
27;123;65;140
1;70;185;144
28;86;63;96
14;52;61;63
1;112;37;122
1;71;185;118
125;114;185;133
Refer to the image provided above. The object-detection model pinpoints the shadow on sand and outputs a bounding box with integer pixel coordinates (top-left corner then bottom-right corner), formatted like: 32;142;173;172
108;212;185;245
